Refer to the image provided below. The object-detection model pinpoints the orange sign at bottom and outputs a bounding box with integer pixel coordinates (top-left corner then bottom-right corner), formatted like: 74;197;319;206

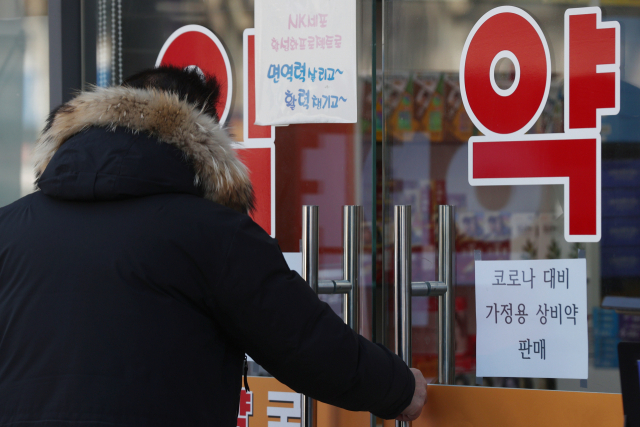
241;377;623;427
238;376;369;427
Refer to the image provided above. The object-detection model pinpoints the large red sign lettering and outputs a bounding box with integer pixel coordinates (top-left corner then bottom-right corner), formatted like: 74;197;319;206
566;10;619;131
462;10;549;135
236;29;276;237
236;388;253;427
461;6;619;242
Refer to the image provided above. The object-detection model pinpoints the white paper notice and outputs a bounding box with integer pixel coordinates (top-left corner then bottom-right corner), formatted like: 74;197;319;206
283;252;302;276
475;259;588;379
254;0;357;125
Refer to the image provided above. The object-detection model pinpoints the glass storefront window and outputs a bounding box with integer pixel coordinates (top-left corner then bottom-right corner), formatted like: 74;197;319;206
381;0;640;393
0;0;48;206
0;0;631;399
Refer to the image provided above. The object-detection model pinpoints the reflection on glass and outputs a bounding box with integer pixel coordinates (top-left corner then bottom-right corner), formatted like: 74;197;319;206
381;0;640;392
85;0;375;377
0;1;48;206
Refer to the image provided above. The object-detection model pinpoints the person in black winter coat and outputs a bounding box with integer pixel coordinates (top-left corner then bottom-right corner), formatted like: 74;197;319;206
0;66;426;427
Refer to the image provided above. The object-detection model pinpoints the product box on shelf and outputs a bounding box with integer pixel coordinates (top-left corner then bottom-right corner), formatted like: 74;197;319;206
385;74;414;141
602;159;640;188
602;189;640;217
601;246;640;278
443;73;476;143
593;308;620;368
413;72;444;143
619;314;640;342
602;218;640;247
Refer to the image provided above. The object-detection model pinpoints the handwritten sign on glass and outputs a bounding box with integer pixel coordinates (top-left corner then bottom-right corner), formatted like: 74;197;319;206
475;259;588;379
255;0;357;125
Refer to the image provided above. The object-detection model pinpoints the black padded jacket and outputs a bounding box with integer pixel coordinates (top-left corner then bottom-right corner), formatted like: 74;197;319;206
0;87;415;427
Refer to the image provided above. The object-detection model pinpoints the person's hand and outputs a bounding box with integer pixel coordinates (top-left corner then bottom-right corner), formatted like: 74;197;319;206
396;368;427;421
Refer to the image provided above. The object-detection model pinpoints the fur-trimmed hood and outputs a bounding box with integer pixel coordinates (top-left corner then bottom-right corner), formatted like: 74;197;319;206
35;86;254;213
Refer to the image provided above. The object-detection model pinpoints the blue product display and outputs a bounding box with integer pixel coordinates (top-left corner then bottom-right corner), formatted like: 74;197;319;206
602;189;640;217
593;307;620;337
602;218;640;247
601;247;640;277
593;308;621;368
602;81;640;143
602;159;640;188
594;336;620;368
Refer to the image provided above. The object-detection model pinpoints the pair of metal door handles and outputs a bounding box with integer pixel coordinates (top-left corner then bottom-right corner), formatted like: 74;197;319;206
300;205;456;427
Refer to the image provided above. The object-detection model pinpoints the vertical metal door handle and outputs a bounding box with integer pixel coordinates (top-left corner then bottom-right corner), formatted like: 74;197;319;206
393;204;456;427
438;205;456;385
343;205;362;331
302;205;319;293
394;205;412;367
394;206;412;427
301;206;318;427
301;205;361;427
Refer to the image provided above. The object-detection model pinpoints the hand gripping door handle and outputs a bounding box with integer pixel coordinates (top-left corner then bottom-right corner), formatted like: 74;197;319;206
394;205;456;427
301;205;362;427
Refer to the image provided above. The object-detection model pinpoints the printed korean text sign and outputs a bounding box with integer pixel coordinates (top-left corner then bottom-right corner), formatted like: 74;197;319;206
255;0;357;125
475;259;588;379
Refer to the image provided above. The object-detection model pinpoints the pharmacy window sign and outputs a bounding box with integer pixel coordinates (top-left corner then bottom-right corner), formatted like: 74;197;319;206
475;259;588;379
461;7;620;243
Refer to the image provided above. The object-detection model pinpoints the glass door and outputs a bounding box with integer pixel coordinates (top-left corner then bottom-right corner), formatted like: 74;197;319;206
74;0;640;420
378;0;640;394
